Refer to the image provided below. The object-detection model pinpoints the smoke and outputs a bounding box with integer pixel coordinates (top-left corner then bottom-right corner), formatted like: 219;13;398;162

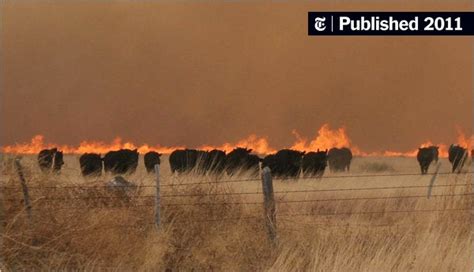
1;1;472;152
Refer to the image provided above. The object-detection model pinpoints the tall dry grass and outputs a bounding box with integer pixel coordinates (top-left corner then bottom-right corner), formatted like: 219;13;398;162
0;154;472;271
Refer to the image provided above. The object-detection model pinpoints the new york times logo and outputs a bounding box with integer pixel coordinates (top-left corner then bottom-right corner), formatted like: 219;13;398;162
308;12;474;36
314;17;326;31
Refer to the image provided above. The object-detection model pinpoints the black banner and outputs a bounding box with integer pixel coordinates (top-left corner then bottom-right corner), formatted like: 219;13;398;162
308;12;474;35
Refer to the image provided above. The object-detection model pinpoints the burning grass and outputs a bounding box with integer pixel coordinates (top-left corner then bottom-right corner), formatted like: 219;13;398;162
2;125;472;157
0;155;472;271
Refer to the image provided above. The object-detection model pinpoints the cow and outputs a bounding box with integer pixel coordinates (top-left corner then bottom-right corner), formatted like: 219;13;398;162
448;144;468;173
195;150;210;175
103;149;139;175
261;154;276;171
428;146;439;162
79;153;103;177
416;147;437;175
169;149;198;174
301;149;328;178
205;149;227;175
225;148;261;177
246;154;262;177
144;151;162;173
327;147;352;172
263;149;305;179
53;151;64;172
38;148;64;173
38;149;55;171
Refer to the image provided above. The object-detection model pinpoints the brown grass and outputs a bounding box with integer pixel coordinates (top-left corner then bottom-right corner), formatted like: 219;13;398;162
358;161;396;173
0;154;472;271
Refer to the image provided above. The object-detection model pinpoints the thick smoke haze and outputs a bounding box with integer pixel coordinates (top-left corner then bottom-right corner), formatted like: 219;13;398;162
1;1;472;152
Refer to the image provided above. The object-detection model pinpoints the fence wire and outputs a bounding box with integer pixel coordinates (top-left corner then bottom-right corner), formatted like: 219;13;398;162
2;183;471;202
4;192;468;212
2;166;472;234
1;170;472;191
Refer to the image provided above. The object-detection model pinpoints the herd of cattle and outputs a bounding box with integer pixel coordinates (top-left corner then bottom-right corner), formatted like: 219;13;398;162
35;145;473;178
416;145;473;174
35;147;351;178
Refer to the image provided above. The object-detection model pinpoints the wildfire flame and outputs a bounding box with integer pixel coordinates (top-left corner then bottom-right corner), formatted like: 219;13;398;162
456;126;473;149
0;135;185;155
380;142;449;158
290;124;352;151
198;135;276;155
1;124;472;157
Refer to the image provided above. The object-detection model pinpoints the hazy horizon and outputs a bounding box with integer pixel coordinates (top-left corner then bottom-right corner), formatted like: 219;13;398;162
1;1;472;152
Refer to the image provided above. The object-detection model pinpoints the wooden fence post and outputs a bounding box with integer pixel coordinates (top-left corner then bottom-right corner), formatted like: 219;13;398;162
14;158;32;221
154;164;161;229
261;166;277;244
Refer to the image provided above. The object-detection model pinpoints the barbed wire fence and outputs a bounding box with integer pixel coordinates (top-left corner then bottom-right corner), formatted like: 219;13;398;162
1;159;473;245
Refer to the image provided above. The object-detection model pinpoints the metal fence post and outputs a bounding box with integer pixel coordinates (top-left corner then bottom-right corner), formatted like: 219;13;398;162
261;166;277;244
154;164;161;229
14;158;32;221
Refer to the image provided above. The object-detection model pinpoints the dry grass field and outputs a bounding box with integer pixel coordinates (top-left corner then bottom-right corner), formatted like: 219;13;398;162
0;154;472;271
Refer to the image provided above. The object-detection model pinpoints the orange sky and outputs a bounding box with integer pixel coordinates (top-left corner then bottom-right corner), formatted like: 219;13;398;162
0;1;472;152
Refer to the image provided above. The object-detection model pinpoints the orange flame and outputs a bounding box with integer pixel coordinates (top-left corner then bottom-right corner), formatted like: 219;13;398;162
199;134;276;155
290;124;352;151
379;143;447;158
375;135;470;158
0;135;184;155
1;125;472;157
289;124;369;156
455;127;473;150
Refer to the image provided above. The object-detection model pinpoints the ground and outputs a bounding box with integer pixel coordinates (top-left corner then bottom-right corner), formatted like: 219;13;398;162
0;154;472;271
